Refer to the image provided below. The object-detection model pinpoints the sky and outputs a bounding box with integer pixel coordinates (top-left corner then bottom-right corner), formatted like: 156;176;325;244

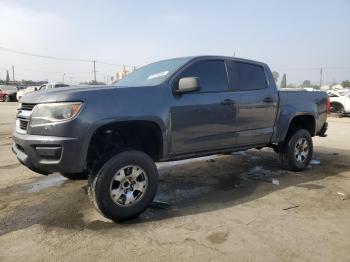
0;0;349;85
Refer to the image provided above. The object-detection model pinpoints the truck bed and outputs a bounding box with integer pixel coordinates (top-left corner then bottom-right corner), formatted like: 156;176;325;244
272;89;328;142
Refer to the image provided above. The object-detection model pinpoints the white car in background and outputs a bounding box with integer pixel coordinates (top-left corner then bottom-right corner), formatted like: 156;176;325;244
38;82;69;90
16;86;40;101
17;83;70;101
327;89;350;114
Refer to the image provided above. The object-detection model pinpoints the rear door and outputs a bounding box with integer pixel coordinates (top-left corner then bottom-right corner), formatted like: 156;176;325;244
227;61;278;145
170;59;238;154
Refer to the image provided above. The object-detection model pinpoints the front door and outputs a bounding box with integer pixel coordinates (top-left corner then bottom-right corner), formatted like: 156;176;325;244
170;59;238;154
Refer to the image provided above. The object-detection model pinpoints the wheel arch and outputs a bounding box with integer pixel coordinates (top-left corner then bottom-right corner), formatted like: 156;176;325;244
330;101;345;113
285;114;316;139
85;118;166;170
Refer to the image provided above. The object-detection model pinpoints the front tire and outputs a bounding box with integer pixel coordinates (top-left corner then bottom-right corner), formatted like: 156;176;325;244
4;95;10;102
88;150;158;222
279;129;313;171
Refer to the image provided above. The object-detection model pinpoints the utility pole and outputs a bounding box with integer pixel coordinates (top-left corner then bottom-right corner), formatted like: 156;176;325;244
93;60;97;83
320;67;323;87
12;65;15;81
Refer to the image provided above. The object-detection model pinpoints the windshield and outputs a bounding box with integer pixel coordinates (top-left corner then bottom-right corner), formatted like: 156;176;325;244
113;57;192;87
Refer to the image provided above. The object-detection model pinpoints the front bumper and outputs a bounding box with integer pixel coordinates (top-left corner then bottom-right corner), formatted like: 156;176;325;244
12;132;86;175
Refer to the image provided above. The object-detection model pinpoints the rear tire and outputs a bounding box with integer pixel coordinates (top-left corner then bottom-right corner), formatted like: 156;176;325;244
279;129;313;171
60;171;89;180
88;150;158;222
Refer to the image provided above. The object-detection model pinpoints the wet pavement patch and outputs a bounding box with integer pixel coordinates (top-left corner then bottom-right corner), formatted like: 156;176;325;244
295;183;325;190
241;166;287;183
149;200;170;209
26;175;67;193
87;220;115;230
206;230;229;244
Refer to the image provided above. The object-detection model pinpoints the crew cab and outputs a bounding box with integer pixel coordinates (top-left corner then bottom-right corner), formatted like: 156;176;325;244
12;56;328;222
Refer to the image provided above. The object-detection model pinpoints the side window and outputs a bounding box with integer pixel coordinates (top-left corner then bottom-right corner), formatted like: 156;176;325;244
236;62;267;91
180;60;229;92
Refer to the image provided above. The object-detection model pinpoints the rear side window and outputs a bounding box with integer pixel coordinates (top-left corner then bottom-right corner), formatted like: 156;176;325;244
236;62;267;91
180;60;229;92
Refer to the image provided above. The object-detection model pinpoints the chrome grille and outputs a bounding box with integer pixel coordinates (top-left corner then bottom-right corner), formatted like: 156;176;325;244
16;103;35;133
20;103;36;111
19;119;29;130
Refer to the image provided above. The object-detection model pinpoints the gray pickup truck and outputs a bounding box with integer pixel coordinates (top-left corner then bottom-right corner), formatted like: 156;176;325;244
13;56;328;221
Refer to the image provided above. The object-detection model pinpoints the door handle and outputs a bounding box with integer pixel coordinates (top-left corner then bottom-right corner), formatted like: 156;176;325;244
221;99;235;105
263;97;274;103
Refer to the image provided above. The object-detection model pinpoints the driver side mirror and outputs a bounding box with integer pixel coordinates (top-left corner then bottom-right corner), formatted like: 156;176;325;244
34;88;38;91
175;77;200;94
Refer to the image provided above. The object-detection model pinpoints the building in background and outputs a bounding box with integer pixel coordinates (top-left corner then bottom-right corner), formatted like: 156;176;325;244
115;69;129;81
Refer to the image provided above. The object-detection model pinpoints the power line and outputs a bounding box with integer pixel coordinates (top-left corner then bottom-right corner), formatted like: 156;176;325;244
0;46;91;62
0;45;136;68
0;64;93;75
96;60;135;68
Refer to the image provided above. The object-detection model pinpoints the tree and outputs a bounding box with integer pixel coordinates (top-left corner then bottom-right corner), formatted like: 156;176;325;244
272;71;279;82
341;80;350;87
280;74;287;88
6;70;10;83
301;80;311;87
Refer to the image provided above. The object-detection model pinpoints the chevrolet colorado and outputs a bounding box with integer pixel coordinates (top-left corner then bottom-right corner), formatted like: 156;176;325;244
13;56;329;221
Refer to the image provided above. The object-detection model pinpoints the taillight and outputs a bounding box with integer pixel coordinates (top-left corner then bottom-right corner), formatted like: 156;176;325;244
327;96;330;115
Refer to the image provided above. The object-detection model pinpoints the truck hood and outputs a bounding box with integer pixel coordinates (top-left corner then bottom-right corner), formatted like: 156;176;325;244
20;85;119;104
21;86;164;104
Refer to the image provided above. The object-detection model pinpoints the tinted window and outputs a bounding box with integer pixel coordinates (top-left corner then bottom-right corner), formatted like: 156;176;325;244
180;60;228;92
236;62;267;90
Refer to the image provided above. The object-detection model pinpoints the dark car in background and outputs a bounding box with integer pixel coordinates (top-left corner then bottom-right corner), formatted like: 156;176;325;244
0;85;17;102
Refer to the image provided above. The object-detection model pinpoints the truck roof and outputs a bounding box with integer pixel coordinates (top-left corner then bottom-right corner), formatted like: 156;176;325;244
173;55;268;67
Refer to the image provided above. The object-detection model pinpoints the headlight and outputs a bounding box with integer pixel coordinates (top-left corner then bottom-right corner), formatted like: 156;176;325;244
30;102;83;126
